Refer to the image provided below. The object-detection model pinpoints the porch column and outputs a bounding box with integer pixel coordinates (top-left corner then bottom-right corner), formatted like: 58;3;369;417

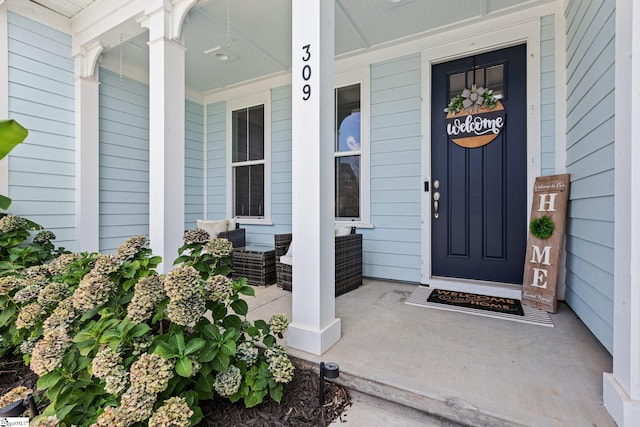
73;43;103;252
141;0;189;272
604;0;640;425
288;0;340;355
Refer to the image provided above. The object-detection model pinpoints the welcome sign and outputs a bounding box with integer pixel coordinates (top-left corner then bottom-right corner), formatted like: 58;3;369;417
522;174;571;313
446;101;505;148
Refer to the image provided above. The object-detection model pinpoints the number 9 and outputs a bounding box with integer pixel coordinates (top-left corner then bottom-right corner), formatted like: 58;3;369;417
302;84;311;100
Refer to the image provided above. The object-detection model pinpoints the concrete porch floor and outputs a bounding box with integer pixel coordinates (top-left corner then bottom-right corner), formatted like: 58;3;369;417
246;279;615;427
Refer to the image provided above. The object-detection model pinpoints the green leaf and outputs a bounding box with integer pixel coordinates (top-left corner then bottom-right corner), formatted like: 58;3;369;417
172;332;186;354
230;299;248;316
37;370;63;390
149;255;163;265
263;335;276;347
223;314;242;331
244;389;268;408
175;356;193;377
56;403;78;420
212;352;230;371
221;339;236;356
195;374;214;400
0;194;11;210
0;304;16;327
246;326;259;338
199;346;218;363
184;337;207;355
130;323;152;338
190;406;204;427
0;119;28;160
154;341;178;359
237;285;255;296
269;383;284;403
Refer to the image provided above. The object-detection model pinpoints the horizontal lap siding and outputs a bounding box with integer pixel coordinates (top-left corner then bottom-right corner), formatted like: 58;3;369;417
206;102;226;219
564;0;614;353
540;15;556;176
7;12;76;249
98;69;149;253
243;85;292;245
365;54;422;282
185;100;204;230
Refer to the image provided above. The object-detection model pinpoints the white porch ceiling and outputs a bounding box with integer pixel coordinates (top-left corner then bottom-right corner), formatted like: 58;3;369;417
31;0;548;93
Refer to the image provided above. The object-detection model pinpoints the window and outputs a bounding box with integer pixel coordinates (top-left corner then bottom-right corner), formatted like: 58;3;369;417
232;104;265;217
335;84;361;220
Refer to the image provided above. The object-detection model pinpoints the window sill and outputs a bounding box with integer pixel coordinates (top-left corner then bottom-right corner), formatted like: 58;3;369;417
335;221;374;229
237;218;274;226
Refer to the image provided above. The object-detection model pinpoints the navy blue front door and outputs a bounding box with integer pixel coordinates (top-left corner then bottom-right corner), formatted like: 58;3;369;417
431;45;527;284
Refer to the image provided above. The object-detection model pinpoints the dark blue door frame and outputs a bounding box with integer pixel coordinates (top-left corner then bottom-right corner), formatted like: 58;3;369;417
430;44;528;284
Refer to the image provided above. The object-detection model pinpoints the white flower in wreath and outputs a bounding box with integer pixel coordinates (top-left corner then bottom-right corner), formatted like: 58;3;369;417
444;85;498;115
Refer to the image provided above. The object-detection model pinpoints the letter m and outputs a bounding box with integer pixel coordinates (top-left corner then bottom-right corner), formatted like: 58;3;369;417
530;245;552;266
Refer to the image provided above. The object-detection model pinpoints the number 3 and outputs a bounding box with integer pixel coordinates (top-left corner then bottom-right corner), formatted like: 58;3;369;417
302;44;311;62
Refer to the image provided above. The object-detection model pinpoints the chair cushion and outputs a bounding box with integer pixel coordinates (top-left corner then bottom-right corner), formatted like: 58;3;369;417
335;225;352;236
197;219;229;238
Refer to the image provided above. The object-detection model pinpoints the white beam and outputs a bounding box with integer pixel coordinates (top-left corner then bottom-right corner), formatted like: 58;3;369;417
604;0;640;425
288;0;340;356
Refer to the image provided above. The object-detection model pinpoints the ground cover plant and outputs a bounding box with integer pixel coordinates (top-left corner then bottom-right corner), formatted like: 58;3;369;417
0;215;299;426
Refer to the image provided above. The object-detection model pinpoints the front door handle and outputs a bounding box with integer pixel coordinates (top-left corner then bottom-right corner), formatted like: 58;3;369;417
433;191;440;219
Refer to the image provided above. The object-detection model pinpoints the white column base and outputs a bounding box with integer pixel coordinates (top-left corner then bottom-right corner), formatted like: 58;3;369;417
287;318;341;356
604;373;640;426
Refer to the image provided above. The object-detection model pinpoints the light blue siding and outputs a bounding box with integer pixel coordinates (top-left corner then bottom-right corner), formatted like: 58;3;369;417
365;54;422;282
563;0;614;353
185;100;204;230
206;102;226;220
7;12;76;249
98;68;149;253
540;14;556;176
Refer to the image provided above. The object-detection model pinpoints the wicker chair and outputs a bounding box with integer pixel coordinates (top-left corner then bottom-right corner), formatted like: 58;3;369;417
274;231;362;296
218;227;246;248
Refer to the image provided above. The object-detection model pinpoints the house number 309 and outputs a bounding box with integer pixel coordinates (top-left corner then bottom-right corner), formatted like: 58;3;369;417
301;44;311;100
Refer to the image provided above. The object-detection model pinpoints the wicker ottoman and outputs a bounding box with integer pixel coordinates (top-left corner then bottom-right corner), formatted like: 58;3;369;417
231;245;277;287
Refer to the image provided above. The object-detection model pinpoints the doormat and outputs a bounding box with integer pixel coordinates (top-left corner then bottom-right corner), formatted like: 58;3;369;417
406;286;554;327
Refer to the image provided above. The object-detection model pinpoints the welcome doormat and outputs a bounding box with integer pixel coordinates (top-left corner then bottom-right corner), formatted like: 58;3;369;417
406;286;554;327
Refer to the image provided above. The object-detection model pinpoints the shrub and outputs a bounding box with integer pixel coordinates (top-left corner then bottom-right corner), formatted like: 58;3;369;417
0;224;292;426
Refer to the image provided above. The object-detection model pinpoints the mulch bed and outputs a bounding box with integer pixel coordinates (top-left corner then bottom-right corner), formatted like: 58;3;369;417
0;354;351;426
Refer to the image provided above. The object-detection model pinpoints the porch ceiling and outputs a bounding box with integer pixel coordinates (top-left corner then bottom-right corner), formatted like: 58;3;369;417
31;0;547;94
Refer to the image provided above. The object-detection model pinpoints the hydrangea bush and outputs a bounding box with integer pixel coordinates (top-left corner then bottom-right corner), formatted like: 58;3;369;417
0;217;293;426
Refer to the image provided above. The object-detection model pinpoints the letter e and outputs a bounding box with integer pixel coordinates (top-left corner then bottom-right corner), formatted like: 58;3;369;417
530;268;548;288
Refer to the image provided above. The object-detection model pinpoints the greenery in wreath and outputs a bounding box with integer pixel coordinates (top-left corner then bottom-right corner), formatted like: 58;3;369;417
444;85;498;115
530;215;555;240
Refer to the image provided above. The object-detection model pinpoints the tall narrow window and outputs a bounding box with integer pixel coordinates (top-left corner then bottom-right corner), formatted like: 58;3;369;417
232;105;264;217
335;84;361;220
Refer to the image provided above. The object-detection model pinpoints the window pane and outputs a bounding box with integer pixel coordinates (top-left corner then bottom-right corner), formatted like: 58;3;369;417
335;156;360;218
248;105;264;161
485;64;504;98
449;72;466;100
234;164;264;217
232;109;247;162
232;105;264;163
335;84;360;153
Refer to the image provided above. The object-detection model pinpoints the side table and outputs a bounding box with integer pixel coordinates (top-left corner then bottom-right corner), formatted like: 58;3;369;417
231;245;276;286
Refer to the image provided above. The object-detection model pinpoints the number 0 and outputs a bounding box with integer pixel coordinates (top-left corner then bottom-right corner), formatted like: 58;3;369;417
302;65;311;81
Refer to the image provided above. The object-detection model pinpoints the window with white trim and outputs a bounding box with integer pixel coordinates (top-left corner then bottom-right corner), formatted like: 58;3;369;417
232;104;265;218
335;83;361;220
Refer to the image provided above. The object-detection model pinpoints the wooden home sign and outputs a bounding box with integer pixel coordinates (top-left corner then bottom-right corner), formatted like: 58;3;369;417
446;101;505;148
522;174;571;313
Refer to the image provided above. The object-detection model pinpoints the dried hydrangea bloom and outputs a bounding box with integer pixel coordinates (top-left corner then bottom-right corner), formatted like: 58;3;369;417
236;341;259;366
205;238;233;258
148;396;194;427
0;275;21;296
203;274;233;303
128;353;175;395
213;364;242;397
92;254;121;276
269;313;289;335
71;272;116;312
164;265;201;301
92;345;123;379
30;326;72;376
118;388;157;424
268;353;295;384
33;230;56;244
13;284;42;304
37;282;69;309
47;253;80;276
0;214;27;232
91;406;127;427
189;355;202;377
16;302;44;329
166;293;205;326
130;336;152;356
0;386;32;408
43;297;77;331
23;264;51;279
30;415;60;427
183;228;210;245
117;235;150;260
264;344;286;362
127;275;166;324
19;336;38;355
104;364;128;395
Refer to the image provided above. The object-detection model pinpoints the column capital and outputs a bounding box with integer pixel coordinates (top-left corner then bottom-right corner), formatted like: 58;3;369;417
73;41;104;80
140;0;197;43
